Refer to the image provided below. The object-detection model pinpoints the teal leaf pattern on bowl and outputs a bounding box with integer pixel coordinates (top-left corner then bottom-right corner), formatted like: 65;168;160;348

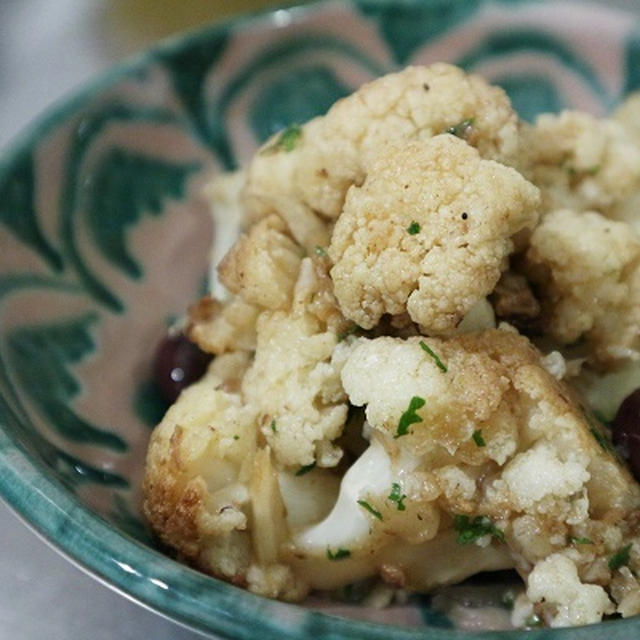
6;313;127;452
356;0;482;64
85;149;199;278
60;103;181;311
210;34;389;168
624;28;640;94
133;378;168;428
456;28;608;106
1;2;640;638
492;72;563;122
156;30;230;152
0;149;63;272
249;65;351;141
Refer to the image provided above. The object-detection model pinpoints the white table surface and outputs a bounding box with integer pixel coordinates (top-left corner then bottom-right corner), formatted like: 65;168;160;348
1;1;639;639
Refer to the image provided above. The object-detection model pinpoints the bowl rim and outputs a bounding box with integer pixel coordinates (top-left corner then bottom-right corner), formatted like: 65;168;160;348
1;0;640;638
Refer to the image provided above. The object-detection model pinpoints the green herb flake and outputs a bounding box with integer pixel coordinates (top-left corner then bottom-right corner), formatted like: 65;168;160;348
233;435;239;440
357;499;383;521
454;514;505;545
419;340;447;373
445;118;475;138
524;613;543;628
261;123;302;154
567;164;601;177
327;547;351;560
337;324;359;342
407;221;421;235
314;246;328;258
593;410;612;427
501;590;516;609
609;544;632;570
569;536;593;545
581;408;616;456
472;429;486;447
590;426;615;454
270;419;277;433
394;396;426;439
388;483;407;511
295;461;316;476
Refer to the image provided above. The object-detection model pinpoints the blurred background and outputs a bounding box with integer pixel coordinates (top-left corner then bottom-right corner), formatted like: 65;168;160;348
0;0;298;151
0;0;639;638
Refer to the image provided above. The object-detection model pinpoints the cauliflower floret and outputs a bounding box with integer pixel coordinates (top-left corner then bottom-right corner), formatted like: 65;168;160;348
527;554;614;627
243;64;522;249
300;330;640;606
329;135;540;333
143;352;257;580
218;214;302;310
204;169;246;300
614;91;640;147
525;208;640;365
187;295;258;355
240;258;351;469
523;110;640;219
143;349;339;600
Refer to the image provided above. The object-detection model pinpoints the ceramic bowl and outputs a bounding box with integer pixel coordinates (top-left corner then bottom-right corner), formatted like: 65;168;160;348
1;0;640;637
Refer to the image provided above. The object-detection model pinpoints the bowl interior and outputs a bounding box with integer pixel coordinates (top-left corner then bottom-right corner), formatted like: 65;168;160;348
1;0;640;637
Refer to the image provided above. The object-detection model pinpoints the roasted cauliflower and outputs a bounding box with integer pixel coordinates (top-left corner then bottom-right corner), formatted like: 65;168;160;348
329;135;540;333
143;64;640;629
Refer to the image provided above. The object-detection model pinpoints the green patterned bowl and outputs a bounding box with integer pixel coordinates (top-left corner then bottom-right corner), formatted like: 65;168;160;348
1;0;640;637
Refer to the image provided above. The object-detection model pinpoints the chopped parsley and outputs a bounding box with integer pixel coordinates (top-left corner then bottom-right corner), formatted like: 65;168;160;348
567;164;600;177
419;340;447;372
608;544;632;570
445;118;475;138
233;435;239;440
394;396;426;438
314;245;328;258
582;409;616;455
593;410;611;426
327;547;351;560
337;324;359;342
589;425;615;454
270;419;277;433
261;123;302;154
524;613;543;628
407;221;421;235
388;483;407;511
454;514;505;545
357;499;383;521
295;461;316;476
568;536;593;545
472;429;486;447
501;590;516;609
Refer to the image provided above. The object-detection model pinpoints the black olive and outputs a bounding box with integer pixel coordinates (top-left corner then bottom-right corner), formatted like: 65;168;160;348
153;334;212;404
612;388;640;480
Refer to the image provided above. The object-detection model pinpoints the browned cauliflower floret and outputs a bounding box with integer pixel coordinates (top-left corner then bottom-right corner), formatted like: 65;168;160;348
288;330;640;625
143;352;259;584
218;214;302;310
240;258;351;470
188;295;259;355
328;135;540;333
523;110;640;220
525;208;640;364
143;350;341;600
243;64;522;249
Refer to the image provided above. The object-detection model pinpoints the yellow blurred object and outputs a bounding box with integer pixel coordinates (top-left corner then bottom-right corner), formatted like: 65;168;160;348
104;0;301;55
